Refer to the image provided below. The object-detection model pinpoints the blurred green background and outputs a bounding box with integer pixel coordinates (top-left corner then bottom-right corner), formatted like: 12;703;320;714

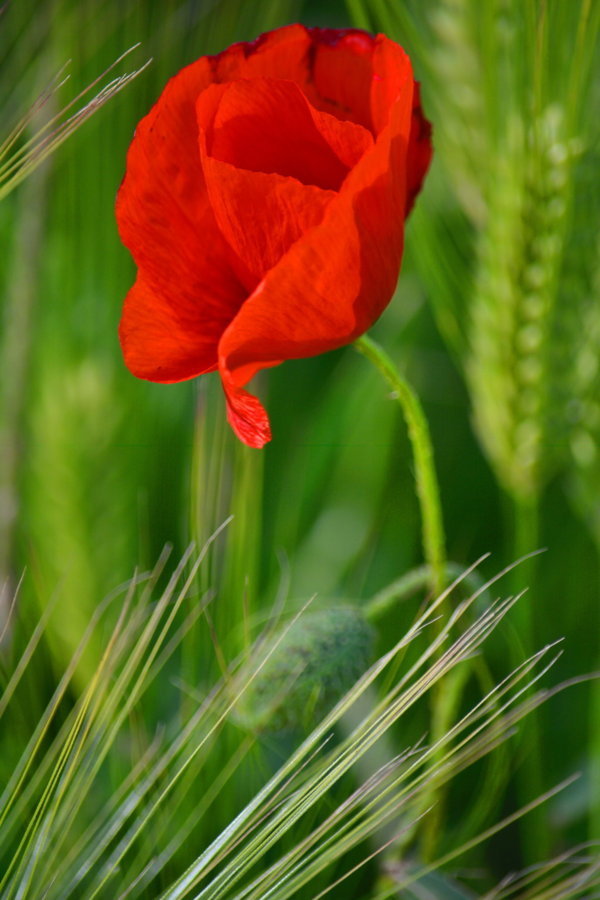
1;0;599;895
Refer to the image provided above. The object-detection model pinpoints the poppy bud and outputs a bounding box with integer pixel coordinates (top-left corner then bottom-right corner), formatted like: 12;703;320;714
235;605;374;732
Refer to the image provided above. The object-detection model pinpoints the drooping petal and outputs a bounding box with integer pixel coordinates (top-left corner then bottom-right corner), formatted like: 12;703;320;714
217;39;417;446
223;384;272;448
116;55;249;379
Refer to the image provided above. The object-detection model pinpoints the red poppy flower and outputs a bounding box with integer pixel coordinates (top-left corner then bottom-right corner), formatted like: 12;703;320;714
116;24;432;447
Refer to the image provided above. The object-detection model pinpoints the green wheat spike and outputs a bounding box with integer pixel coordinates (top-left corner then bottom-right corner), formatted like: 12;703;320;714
467;102;581;502
23;359;139;685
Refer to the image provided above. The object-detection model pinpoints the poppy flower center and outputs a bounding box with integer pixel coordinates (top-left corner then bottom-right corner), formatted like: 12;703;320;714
200;78;373;192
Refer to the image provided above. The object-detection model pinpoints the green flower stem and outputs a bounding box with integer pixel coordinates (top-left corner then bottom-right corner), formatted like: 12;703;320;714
355;333;451;860
354;334;446;597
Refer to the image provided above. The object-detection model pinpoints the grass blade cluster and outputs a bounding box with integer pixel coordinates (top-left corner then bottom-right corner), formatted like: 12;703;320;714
0;551;582;898
0;45;150;202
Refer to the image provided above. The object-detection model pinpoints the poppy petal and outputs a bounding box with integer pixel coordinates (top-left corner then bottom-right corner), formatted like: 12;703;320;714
209;25;380;131
198;78;373;190
218;38;415;413
120;275;220;381
197;78;373;282
406;83;433;213
223;382;272;448
200;157;336;284
116;55;248;377
307;29;377;130
210;24;313;85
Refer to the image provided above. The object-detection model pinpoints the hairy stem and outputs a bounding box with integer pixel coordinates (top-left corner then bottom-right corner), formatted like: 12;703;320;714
354;334;446;596
354;332;451;859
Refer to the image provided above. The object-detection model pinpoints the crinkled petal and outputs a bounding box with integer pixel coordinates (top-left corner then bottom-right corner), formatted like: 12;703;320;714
197;78;373;282
208;26;380;131
199;156;336;284
307;29;377;129
223;384;272;448
116;55;248;378
120;275;218;381
217;37;415;435
198;78;373;190
209;24;314;84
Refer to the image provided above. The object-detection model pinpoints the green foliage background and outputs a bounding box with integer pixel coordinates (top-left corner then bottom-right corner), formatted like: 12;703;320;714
0;0;599;896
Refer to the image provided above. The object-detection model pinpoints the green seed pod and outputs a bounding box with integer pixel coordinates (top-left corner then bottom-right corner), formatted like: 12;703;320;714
235;606;375;733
